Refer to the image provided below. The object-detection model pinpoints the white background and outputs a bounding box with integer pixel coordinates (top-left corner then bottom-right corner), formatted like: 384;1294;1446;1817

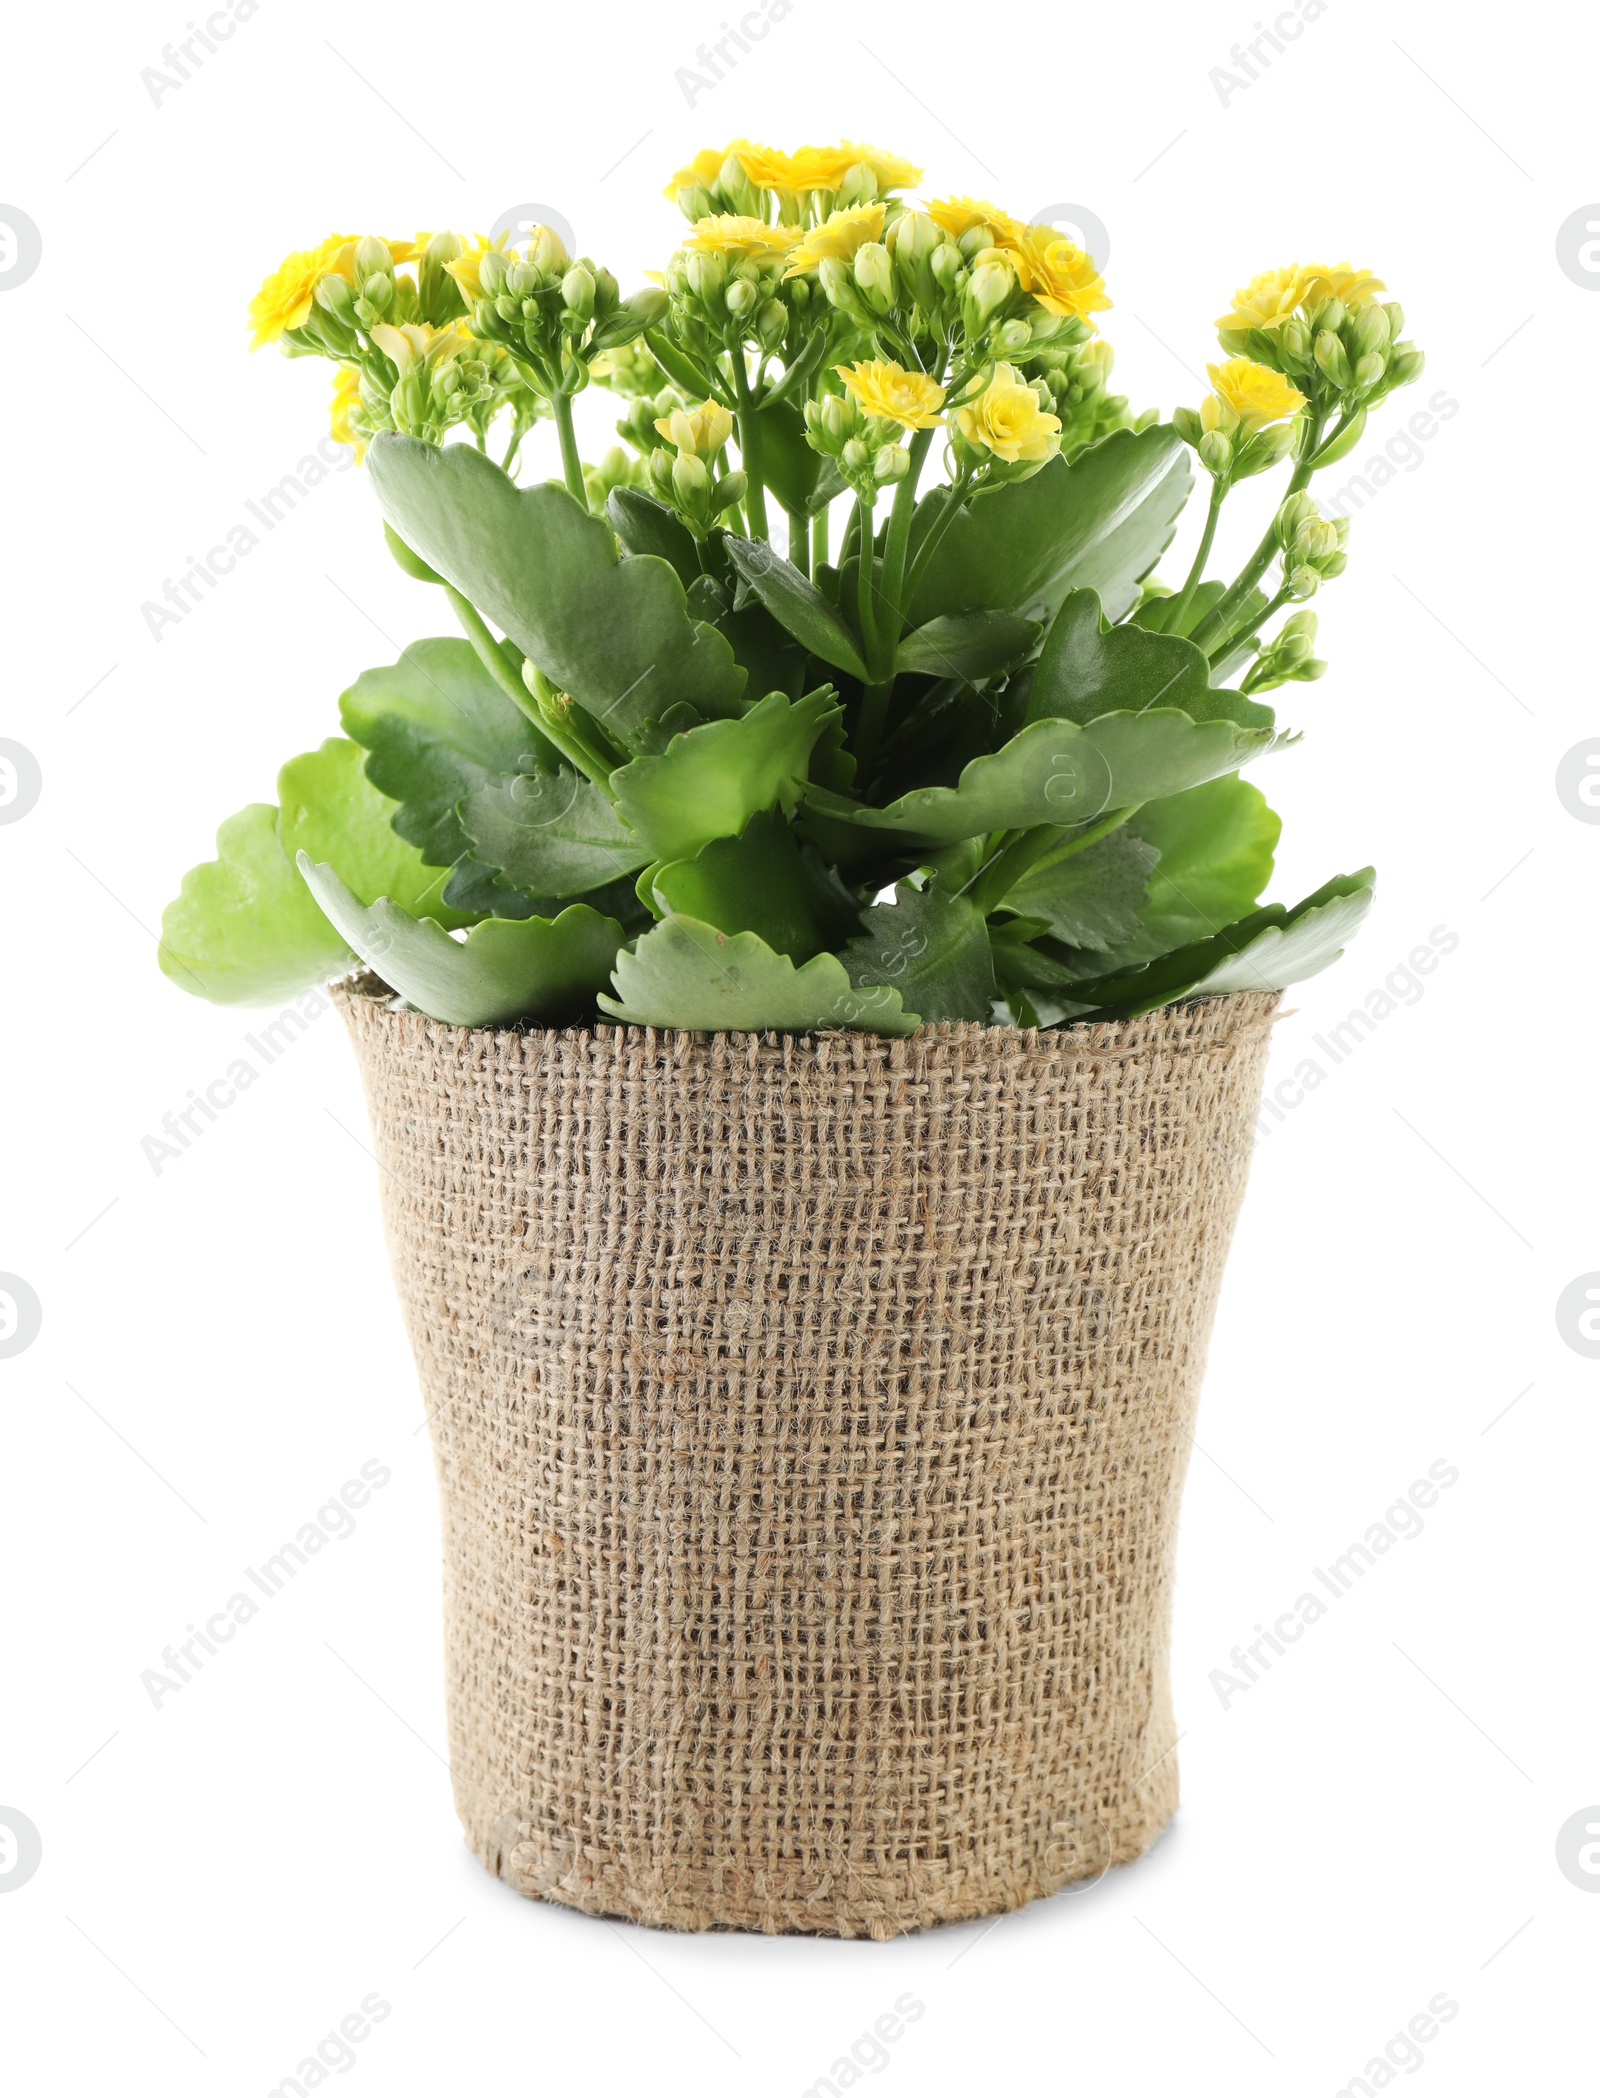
2;0;1595;2090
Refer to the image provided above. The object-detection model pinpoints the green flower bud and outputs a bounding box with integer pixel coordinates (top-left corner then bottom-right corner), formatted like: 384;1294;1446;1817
685;251;726;301
873;443;910;484
671;453;709;508
995;319;1033;354
1295;518;1340;564
354;236;391;282
677;184;714;223
963;259;1014;328
530;225;569;274
1351;307;1390;360
561;265;596;321
1279;316;1311;366
930;243;963;292
841;437;871;475
1276;491;1319;547
1388;344;1425;386
315;272;356;320
1353;351;1386;394
755;299;787;349
838;163;878;209
1318;297;1347;335
506;260;539;298
1380;301;1405;341
1197;429;1232;475
714;469;747;512
717;153;759;219
725;277;758;319
1285;565;1320;600
1314;330;1353;390
853;241;894;313
817;254;867;318
647;449;675;497
478;251;510;299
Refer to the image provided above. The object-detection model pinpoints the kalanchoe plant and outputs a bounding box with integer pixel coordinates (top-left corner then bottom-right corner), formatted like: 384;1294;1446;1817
162;143;1422;1034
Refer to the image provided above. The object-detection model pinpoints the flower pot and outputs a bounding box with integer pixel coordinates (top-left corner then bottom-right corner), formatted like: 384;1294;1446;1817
335;981;1278;1938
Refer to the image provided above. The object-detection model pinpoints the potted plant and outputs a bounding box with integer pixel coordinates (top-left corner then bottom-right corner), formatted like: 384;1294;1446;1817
160;141;1421;1937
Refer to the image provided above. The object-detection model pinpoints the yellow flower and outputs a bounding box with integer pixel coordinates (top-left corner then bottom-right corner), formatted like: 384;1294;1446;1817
655;398;735;461
1214;265;1312;336
725;137;804;190
329;367;366;460
1204;357;1307;434
835;142;922;191
925;195;1028;245
953;361;1062;464
787;141;922;193
664;146;733;198
781;202;887;277
835;359;946;430
682;214;801;259
1003;228;1111;327
445;231;514;300
247;232;354;348
1300;260;1386;310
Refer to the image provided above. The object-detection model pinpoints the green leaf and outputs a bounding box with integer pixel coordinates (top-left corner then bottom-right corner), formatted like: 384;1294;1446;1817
723;537;869;680
908;423;1192;626
366;435;746;737
1064;871;1376;1017
297;857;624;1027
895;610;1041;681
337;637;546;870
605;488;699;586
1029;590;1277;732
276;740;472;926
717;600;809;704
840;878;996;1022
1113;776;1281;965
611;686;841;862
755;396;826;516
805;708;1270;848
160;803;355;1006
1002;829;1159;950
159;738;469;1006
459;767;652;894
649;808;858;961
599;915;919;1035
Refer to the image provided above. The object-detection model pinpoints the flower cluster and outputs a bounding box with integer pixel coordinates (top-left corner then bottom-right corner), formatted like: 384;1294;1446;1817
168;150;1425;1043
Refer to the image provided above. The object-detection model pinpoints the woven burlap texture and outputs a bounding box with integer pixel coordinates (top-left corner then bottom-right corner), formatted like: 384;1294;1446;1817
336;984;1277;1938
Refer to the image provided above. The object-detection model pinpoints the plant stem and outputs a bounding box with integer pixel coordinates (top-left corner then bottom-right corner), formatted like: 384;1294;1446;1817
876;426;936;660
1189;411;1326;651
902;478;968;607
853;492;878;659
1162;478;1225;635
788;505;810;576
967;805;1141;917
811;505;829;570
444;587;562;764
1209;583;1293;662
731;354;770;541
524;669;618;792
551;391;589;510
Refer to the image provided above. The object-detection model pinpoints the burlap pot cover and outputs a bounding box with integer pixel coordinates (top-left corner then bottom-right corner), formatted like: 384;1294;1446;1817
335;981;1278;1938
